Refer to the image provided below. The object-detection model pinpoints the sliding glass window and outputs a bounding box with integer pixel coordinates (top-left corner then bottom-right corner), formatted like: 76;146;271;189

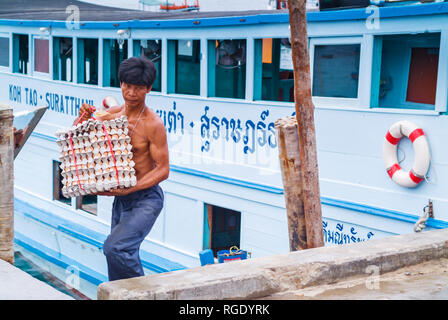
13;34;29;74
103;39;128;87
77;38;98;85
168;39;200;95
0;36;9;68
254;38;294;102
208;39;246;99
133;39;161;92
312;44;361;99
34;37;49;74
53;37;73;82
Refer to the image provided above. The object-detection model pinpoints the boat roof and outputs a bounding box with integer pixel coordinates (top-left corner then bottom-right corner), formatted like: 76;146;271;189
0;0;282;21
1;0;448;29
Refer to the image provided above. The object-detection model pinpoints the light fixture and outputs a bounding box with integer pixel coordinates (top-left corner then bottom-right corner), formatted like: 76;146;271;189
39;26;51;37
116;29;130;50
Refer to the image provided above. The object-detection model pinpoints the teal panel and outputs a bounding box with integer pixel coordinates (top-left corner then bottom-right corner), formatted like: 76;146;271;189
77;38;85;84
167;40;176;94
207;40;216;97
253;39;263;101
102;39;111;87
370;36;383;108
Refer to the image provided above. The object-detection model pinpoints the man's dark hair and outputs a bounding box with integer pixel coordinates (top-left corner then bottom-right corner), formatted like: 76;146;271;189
118;56;156;88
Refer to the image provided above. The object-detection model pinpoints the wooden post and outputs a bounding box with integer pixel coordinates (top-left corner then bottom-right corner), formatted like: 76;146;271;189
275;0;324;250
0;105;14;264
275;116;307;250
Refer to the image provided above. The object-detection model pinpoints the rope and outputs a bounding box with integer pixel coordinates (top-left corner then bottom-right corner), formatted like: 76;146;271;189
414;205;430;232
67;107;120;191
221;246;242;257
101;123;120;186
68;130;85;191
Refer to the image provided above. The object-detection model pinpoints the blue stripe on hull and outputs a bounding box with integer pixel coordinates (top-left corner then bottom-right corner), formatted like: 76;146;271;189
14;231;107;285
26;129;448;230
14;198;187;277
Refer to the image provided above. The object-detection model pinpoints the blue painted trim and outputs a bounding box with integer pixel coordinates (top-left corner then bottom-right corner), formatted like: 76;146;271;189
170;164;284;194
1;3;448;29
28;133;448;228
321;196;448;229
14;198;187;273
14;231;107;285
31;131;56;142
307;2;448;22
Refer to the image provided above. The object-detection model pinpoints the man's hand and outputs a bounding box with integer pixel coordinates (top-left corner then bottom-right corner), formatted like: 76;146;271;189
76;103;96;124
95;187;134;197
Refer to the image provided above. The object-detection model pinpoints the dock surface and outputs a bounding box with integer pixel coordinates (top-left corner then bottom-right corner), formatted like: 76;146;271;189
98;228;448;300
0;258;73;300
263;257;448;300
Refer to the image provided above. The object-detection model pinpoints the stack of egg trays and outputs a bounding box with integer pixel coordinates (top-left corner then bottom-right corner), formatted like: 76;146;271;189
55;115;137;198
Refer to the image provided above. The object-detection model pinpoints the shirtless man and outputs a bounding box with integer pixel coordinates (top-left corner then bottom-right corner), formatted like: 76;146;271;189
75;57;169;281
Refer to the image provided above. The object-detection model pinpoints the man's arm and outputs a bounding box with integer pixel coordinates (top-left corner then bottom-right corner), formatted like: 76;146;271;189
133;119;170;191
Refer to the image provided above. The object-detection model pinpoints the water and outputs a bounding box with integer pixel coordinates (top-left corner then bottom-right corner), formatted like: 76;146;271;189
14;244;97;300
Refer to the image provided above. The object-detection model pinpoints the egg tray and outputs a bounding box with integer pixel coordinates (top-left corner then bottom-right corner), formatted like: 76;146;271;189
55;116;137;198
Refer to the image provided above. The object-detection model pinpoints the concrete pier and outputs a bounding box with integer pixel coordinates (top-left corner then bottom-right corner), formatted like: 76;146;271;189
0;258;73;300
98;228;448;300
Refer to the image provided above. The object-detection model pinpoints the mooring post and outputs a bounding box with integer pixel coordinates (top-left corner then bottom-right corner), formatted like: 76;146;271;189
275;116;307;250
0;105;14;264
275;0;324;250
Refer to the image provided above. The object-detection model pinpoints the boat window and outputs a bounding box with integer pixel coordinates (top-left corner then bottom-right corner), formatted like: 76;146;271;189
77;38;98;85
168;39;200;95
52;160;71;206
312;44;360;98
254;38;294;102
103;39;128;88
133;39;162;92
203;204;241;257
76;195;97;216
0;36;9;67
34;38;49;74
208;39;246;99
53;37;73;82
13;34;29;74
373;33;440;110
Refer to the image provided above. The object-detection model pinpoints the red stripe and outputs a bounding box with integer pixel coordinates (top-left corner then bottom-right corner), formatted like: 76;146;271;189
409;171;424;184
102;124;120;186
68;131;85;191
387;163;401;178
386;131;400;145
409;128;424;143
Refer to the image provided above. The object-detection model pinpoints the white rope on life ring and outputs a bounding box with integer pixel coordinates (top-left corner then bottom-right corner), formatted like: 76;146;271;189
383;120;430;188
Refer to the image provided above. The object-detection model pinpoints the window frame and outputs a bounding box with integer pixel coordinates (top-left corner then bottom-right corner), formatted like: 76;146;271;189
12;33;30;75
207;38;248;100
132;38;162;92
253;37;295;103
167;38;201;96
310;36;364;108
76;37;99;86
0;32;11;72
52;160;72;206
52;36;74;83
103;38;129;88
32;35;51;79
203;203;242;257
372;33;442;111
75;194;98;216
